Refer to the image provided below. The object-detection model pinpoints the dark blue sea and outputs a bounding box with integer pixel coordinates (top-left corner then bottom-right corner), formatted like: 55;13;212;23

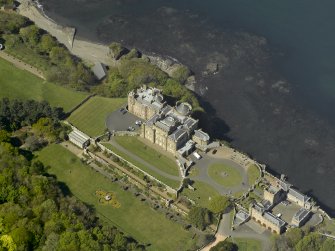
40;0;335;215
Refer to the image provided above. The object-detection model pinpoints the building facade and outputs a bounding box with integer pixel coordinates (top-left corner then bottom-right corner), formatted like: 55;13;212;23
128;86;202;155
249;203;286;234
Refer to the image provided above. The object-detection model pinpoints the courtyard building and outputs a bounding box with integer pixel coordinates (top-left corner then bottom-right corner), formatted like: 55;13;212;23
249;203;286;234
287;188;311;209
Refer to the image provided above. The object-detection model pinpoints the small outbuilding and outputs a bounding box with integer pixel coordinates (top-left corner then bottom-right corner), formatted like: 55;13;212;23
68;128;90;149
92;62;107;81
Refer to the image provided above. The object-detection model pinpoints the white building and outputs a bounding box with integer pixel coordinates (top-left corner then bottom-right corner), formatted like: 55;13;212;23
68;129;90;149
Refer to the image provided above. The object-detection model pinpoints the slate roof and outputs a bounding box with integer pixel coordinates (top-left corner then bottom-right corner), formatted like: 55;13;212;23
169;128;188;142
288;188;310;203
92;62;107;80
194;129;210;141
293;208;310;222
264;212;286;227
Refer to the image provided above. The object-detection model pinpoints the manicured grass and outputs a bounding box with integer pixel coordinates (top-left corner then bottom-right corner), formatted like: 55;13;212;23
247;164;261;185
231;237;262;251
208;163;243;188
102;142;180;188
0;57;88;112
114;136;179;176
182;181;220;209
68;96;126;137
38;144;196;251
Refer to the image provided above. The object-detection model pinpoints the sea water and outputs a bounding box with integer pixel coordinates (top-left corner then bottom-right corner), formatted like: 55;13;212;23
40;0;335;215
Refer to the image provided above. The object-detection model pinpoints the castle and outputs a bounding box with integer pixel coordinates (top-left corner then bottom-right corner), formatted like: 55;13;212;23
128;86;210;156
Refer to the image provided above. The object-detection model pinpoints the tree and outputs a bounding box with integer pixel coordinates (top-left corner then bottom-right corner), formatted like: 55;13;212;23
0;130;10;143
109;42;128;60
285;228;304;248
208;195;231;214
19;25;40;46
320;238;335;251
295;233;324;251
209;240;237;251
39;34;57;52
171;65;191;84
188;207;212;230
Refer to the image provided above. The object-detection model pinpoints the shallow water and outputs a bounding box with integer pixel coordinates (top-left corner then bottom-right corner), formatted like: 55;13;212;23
40;0;335;215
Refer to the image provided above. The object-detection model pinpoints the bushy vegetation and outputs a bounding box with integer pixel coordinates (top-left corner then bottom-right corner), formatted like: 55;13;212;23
0;141;144;250
273;228;335;251
96;57;202;111
0;98;64;131
0;12;95;91
188;207;213;230
210;240;237;251
207;195;231;214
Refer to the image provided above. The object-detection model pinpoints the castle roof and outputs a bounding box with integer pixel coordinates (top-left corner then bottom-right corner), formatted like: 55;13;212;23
293;208;310;223
176;102;192;116
263;212;286;228
194;129;210;141
288;188;310;203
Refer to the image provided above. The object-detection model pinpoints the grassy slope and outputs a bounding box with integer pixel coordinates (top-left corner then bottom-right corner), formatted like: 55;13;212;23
247;164;261;185
208;163;243;188
114;136;179;176
38;144;195;251
68;96;126;137
102;142;180;188
0;58;88;112
231;237;262;251
182;181;220;209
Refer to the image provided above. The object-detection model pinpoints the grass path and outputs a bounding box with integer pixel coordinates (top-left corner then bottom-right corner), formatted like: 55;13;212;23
38;144;196;251
0;57;88;112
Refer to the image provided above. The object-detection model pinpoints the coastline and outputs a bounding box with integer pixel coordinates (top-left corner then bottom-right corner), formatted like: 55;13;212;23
17;0;195;90
14;0;333;220
18;0;116;66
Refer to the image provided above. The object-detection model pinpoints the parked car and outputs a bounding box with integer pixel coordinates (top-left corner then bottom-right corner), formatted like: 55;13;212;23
135;120;142;126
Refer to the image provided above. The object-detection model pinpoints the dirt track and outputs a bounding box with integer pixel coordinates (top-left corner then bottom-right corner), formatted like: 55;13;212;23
0;51;45;79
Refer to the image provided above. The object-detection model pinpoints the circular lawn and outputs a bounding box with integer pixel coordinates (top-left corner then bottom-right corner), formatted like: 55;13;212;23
208;162;243;188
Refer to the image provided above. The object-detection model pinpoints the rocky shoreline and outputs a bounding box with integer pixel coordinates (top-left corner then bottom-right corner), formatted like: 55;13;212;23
17;0;196;90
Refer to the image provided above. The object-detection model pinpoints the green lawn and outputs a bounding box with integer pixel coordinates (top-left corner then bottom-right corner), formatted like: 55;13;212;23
247;164;261;185
208;163;243;188
38;144;196;251
68;96;126;137
102;142;180;188
114;136;179;176
231;237;262;251
182;181;220;208
0;57;88;112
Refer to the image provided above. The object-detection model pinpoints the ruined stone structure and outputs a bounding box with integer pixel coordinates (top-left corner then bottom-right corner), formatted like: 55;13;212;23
128;86;202;155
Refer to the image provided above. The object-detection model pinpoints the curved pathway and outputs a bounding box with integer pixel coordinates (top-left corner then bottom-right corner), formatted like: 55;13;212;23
192;154;249;195
202;212;272;251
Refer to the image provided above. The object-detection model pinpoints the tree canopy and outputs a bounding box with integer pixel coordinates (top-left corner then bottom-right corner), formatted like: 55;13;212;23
208;195;231;214
209;240;237;251
188;207;213;230
0;136;144;251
